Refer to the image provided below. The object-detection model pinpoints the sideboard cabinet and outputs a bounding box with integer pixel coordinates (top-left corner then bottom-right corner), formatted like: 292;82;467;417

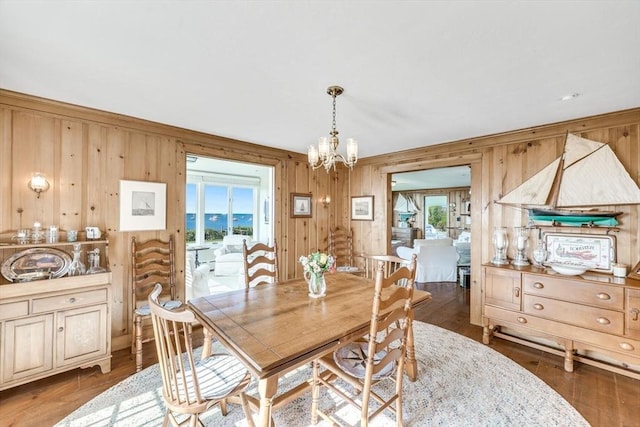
391;227;418;248
0;238;111;391
483;264;640;379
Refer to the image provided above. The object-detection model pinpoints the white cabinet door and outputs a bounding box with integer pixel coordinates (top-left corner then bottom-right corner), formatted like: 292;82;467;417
56;304;108;368
2;314;54;383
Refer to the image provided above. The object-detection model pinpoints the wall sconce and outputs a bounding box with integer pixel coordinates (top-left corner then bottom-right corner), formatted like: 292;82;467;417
449;202;456;213
28;172;50;198
321;195;331;207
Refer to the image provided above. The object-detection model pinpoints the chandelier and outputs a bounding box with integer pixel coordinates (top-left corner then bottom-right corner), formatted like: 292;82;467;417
308;85;358;172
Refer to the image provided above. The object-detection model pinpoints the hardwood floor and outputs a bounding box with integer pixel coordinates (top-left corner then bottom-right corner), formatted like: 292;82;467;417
1;282;638;427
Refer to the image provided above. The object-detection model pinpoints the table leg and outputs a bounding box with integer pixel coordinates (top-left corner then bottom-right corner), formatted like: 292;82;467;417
404;318;418;381
257;377;278;427
194;249;201;267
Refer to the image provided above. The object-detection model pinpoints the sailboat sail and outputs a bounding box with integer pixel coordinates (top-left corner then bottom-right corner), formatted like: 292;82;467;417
497;133;640;225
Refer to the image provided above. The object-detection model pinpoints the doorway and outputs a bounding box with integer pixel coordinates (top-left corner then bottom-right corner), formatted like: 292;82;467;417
185;155;274;269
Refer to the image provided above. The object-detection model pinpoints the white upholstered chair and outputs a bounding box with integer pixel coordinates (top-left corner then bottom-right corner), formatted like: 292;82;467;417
185;252;211;300
397;238;459;282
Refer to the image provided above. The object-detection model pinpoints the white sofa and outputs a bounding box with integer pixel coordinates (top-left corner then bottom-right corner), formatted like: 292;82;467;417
397;238;459;282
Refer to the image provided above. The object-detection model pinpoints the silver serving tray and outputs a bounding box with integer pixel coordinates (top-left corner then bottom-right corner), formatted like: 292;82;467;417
1;247;72;282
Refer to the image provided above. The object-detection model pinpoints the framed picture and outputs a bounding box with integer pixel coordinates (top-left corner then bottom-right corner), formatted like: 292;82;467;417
543;232;616;272
351;195;374;221
291;193;312;218
629;260;640;280
119;180;167;231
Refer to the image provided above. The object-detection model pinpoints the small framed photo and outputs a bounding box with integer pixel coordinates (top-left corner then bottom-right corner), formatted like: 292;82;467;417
119;180;167;231
629;260;640;280
291;193;312;218
351;195;374;221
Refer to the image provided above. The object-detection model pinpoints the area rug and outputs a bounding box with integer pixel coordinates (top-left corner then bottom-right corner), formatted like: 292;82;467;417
56;321;589;426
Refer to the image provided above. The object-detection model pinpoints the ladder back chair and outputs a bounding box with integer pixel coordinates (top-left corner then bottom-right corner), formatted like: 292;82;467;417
131;235;181;372
328;226;356;269
148;284;254;427
311;255;417;427
242;239;278;288
360;254;408;281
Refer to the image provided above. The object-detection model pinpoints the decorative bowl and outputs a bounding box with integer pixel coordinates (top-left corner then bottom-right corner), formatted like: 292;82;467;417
549;263;587;276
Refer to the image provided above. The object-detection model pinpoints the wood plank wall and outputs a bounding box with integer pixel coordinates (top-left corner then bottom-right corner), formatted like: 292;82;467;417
1;89;638;344
0;90;334;350
345;109;640;325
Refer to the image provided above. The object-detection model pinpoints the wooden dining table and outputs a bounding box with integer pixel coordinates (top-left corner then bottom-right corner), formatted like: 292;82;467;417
188;272;431;427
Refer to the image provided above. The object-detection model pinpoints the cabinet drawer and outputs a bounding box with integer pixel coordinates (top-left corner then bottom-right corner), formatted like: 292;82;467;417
0;300;29;320
523;274;623;310
523;295;624;335
484;305;640;358
32;289;107;313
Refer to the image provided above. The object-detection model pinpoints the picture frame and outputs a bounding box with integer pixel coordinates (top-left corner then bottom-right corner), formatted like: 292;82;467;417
543;232;616;273
290;192;312;218
351;195;374;221
629;260;640;280
119;180;167;231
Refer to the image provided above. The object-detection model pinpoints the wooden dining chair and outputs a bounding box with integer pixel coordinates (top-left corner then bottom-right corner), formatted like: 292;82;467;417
328;226;355;268
148;284;255;427
360;254;408;280
242;239;278;288
311;255;417;427
131;235;182;372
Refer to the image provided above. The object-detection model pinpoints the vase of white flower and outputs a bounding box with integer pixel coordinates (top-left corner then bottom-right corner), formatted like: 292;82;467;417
299;251;335;298
305;271;326;298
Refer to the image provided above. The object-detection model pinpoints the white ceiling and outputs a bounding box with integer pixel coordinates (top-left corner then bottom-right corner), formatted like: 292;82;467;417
1;1;639;160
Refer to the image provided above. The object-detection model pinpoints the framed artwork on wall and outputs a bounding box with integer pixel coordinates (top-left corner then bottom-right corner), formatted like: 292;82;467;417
290;193;312;218
119;180;167;231
351;195;374;221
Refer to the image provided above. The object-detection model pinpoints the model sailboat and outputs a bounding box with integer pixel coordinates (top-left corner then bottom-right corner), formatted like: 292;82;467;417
497;133;640;226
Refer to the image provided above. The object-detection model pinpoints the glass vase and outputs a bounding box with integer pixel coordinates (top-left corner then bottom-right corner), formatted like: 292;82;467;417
67;243;86;276
305;272;326;298
491;227;509;265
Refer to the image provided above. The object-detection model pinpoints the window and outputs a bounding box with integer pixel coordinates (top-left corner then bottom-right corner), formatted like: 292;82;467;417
186;156;273;246
424;195;448;236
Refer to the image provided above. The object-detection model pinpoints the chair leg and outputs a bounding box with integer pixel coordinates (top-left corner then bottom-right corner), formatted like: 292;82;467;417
239;392;255;427
135;315;143;372
311;360;320;425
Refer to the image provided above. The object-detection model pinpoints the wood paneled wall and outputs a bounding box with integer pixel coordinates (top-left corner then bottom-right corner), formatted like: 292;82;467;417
0;90;334;350
2;89;638;344
393;188;471;240
345;109;640;325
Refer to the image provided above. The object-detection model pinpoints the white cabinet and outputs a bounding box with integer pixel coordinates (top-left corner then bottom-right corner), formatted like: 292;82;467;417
0;239;111;391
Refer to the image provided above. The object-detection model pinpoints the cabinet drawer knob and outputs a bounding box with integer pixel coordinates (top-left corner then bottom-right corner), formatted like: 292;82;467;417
517;316;527;324
533;303;544;310
619;342;635;351
631;308;639;321
515;287;520;298
58;327;64;332
596;317;611;325
68;297;76;303
596;293;611;300
533;282;544;289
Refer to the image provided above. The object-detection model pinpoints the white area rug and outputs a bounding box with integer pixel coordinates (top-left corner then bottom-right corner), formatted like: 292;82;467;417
56;321;589;426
